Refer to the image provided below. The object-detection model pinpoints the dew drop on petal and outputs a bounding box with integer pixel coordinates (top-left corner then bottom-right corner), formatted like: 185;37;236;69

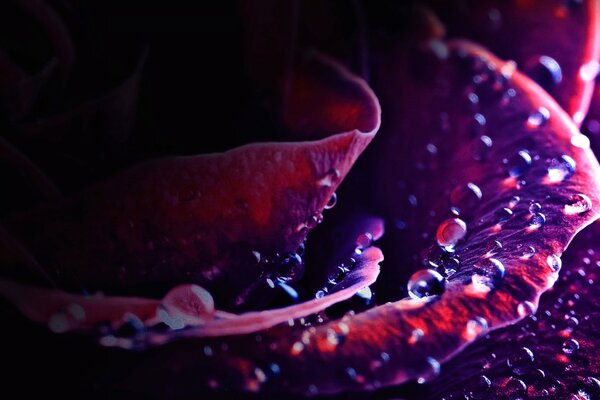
416;357;441;384
517;301;536;317
474;257;506;285
547;155;576;183
507;346;535;375
472;135;493;161
579;60;600;82
505;150;532;177
436;218;467;247
571;134;591;149
526;107;550;129
528;212;546;230
524;55;563;92
564;193;592;216
324;192;337;210
407;269;445;299
547;254;562;272
450;183;482;216
562;338;580;355
463;317;488;341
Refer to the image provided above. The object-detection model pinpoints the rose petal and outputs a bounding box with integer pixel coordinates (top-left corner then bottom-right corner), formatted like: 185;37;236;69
3;54;380;310
112;40;600;397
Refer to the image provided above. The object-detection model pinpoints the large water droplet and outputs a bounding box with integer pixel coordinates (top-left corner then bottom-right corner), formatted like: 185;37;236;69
407;269;445;299
547;155;576;183
507;346;535;375
450;183;482;217
436;218;467;247
524;55;563;92
564;193;592;216
505;150;532;177
526;107;550;129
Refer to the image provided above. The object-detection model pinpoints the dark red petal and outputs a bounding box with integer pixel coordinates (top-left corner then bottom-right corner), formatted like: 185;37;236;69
3;54;380;307
113;40;600;397
429;0;600;125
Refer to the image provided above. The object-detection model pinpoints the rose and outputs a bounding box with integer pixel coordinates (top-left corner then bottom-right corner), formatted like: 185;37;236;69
1;1;600;398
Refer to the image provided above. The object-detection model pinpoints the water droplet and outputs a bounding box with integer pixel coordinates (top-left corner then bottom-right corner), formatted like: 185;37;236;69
564;193;592;215
524;55;563;92
416;357;441;384
508;196;521;209
474;257;506;285
408;328;424;344
324;192;337;210
501;87;517;106
407;269;445;299
472;135;493;161
450;183;482;217
505;150;532;177
507;346;535;375
547;155;576;183
276;253;304;282
463;317;488;340
503;377;527;395
317;169;341;187
441;257;460;276
529;202;542;214
527;107;550;129
436;218;467;247
356;286;373;302
484;240;503;257
579;60;600;82
315;289;327;299
470;113;487;136
495;207;514;223
517;301;536;317
547;254;562;272
529;212;546;230
562;338;580;355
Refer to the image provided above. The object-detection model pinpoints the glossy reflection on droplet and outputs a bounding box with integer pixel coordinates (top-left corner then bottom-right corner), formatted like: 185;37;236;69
407;269;445;299
505;150;532;177
526;107;550;129
546;155;576;183
436;218;467;247
564;193;592;216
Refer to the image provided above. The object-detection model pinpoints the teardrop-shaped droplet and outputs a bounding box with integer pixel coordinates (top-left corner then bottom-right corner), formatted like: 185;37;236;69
407;269;445;299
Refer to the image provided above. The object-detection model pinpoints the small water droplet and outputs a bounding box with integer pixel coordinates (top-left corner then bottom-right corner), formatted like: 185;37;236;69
505;150;532;177
524;55;563;92
507;346;535;375
416;357;441;384
470;113;487;136
441;257;460;276
547;155;576;183
356;232;373;250
324;192;337;210
528;212;546;230
562;338;580;355
450;183;482;217
315;289;327;299
526;107;550;129
517;301;536;317
463;317;488;340
472;135;493;161
529;202;542;214
495;207;514;224
474;258;505;286
564;193;592;215
508;195;521;209
436;218;467;247
407;269;445;299
547;254;562;272
579;60;600;82
484;240;503;257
